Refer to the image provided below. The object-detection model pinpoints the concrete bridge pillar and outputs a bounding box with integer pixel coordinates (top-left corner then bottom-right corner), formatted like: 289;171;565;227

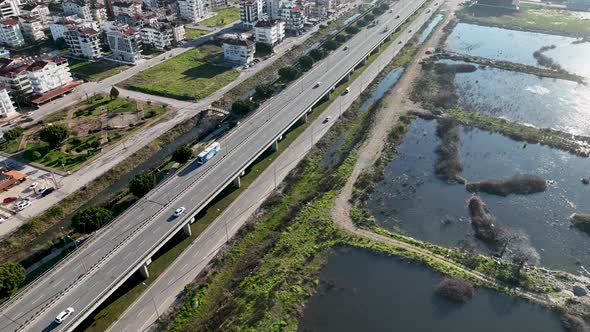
139;260;151;279
343;72;351;82
233;176;241;188
183;222;192;236
190;217;196;224
240;170;245;176
300;113;308;124
271;140;279;152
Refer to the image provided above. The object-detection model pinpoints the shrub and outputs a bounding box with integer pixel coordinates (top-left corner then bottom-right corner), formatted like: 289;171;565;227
110;86;120;100
129;172;155;198
364;14;375;22
345;25;360;34
356;19;368;27
255;83;274;99
324;40;339;51
278;66;300;81
0;262;25;299
298;55;314;71
561;314;589;332
308;48;325;61
89;140;101;149
335;34;348;43
435;277;475;303
172;145;194;163
4;127;23;141
71;206;111;234
31;151;42;160
231;99;256;115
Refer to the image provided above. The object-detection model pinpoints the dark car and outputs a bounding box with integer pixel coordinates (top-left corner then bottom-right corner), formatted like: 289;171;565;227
41;187;55;197
3;197;17;204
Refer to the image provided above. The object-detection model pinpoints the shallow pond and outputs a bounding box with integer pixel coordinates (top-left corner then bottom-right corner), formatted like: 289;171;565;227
451;63;590;135
299;247;566;332
418;14;444;45
368;119;590;273
446;23;590;78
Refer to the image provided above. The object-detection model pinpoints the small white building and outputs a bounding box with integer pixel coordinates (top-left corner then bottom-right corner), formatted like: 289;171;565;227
26;58;73;95
50;17;99;40
222;38;255;65
254;18;284;46
265;0;282;19
20;4;50;27
19;15;46;42
280;5;306;34
107;25;142;64
63;0;108;23
0;19;24;48
112;0;142;17
178;0;208;23
64;27;103;60
0;0;20;20
141;21;184;50
240;0;264;29
208;0;229;11
0;85;16;118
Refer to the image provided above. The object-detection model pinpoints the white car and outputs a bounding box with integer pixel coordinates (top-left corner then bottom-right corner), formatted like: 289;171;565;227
54;307;74;324
36;187;48;195
0;217;5;223
173;207;186;217
16;200;31;211
29;182;38;190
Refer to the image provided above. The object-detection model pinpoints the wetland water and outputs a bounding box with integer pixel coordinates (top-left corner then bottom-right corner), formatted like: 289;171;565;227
367;119;590;273
452;64;590;135
299;247;566;332
446;23;590;78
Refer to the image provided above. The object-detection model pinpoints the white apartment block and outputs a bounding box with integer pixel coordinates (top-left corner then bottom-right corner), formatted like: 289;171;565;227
265;0;281;19
112;0;142;17
254;19;284;46
178;0;207;23
222;38;255;64
21;4;50;26
19;15;46;41
50;17;99;40
107;26;142;64
208;0;229;10
64;27;103;60
26;58;73;95
0;58;33;99
0;86;16;118
0;19;24;47
0;0;19;20
141;21;184;50
240;0;264;28
280;5;306;33
63;0;107;23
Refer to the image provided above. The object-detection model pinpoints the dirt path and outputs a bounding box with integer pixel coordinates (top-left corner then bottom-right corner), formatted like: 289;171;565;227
330;0;556;308
100;107;108;145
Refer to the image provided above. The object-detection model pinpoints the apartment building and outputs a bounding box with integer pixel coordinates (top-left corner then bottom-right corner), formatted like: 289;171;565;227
254;18;284;46
19;15;46;41
208;0;229;11
0;85;16;118
26;58;73;95
240;0;264;28
0;0;19;20
49;16;99;40
112;0;142;17
0;57;32;100
222;38;255;64
0;19;24;47
107;25;142;64
265;0;281;19
178;0;207;23
20;3;50;26
280;4;306;33
141;21;185;50
64;27;103;60
63;0;108;23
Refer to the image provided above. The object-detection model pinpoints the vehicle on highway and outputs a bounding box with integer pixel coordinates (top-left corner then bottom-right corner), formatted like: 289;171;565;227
3;196;17;204
342;87;350;95
29;182;38;189
314;82;321;88
383;26;389;33
395;14;400;18
343;46;348;51
42;187;56;197
398;40;403;44
54;308;74;324
16;200;31;211
173;207;186;217
197;142;221;164
323;116;331;123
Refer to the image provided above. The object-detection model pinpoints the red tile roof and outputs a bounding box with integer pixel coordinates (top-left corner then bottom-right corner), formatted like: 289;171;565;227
0;19;19;26
31;81;80;105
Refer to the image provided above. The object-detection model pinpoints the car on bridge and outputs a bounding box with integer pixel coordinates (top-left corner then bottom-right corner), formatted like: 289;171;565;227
54;307;74;324
173;207;186;217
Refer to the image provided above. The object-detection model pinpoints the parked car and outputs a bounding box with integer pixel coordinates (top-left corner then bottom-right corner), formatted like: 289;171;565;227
54;307;74;324
323;116;332;123
173;207;186;217
41;187;55;197
16;200;31;211
36;187;48;195
29;182;38;190
3;197;17;204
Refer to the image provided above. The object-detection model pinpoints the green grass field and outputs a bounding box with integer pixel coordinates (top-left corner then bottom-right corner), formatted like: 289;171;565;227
199;7;240;27
185;28;209;39
460;4;590;36
121;45;240;100
69;60;130;82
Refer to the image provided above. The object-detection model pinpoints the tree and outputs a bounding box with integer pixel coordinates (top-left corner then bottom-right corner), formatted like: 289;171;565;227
380;3;390;10
71;206;111;234
172;145;194;163
255;83;274;99
231;99;256;115
0;262;25;299
298;55;314;71
309;48;325;61
39;124;70;148
345;25;360;34
335;34;348;43
129;173;155;198
255;42;273;56
110;86;120;100
364;14;375;22
3;127;23;141
278;66;300;81
372;7;384;15
324;40;339;51
356;19;368;27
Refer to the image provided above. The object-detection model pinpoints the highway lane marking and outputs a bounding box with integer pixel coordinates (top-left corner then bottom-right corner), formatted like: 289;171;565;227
51;279;64;288
181;263;189;271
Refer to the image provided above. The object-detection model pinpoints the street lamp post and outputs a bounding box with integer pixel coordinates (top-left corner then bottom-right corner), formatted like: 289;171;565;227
141;282;160;322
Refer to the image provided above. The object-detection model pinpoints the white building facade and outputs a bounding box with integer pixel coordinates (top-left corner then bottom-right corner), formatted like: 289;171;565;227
0;19;24;47
141;21;184;50
26;58;73;95
19;15;46;41
178;0;208;23
254;19;284;46
0;0;20;20
240;0;264;28
64;27;103;60
0;86;16;118
222;38;255;64
107;26;142;64
280;5;306;33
